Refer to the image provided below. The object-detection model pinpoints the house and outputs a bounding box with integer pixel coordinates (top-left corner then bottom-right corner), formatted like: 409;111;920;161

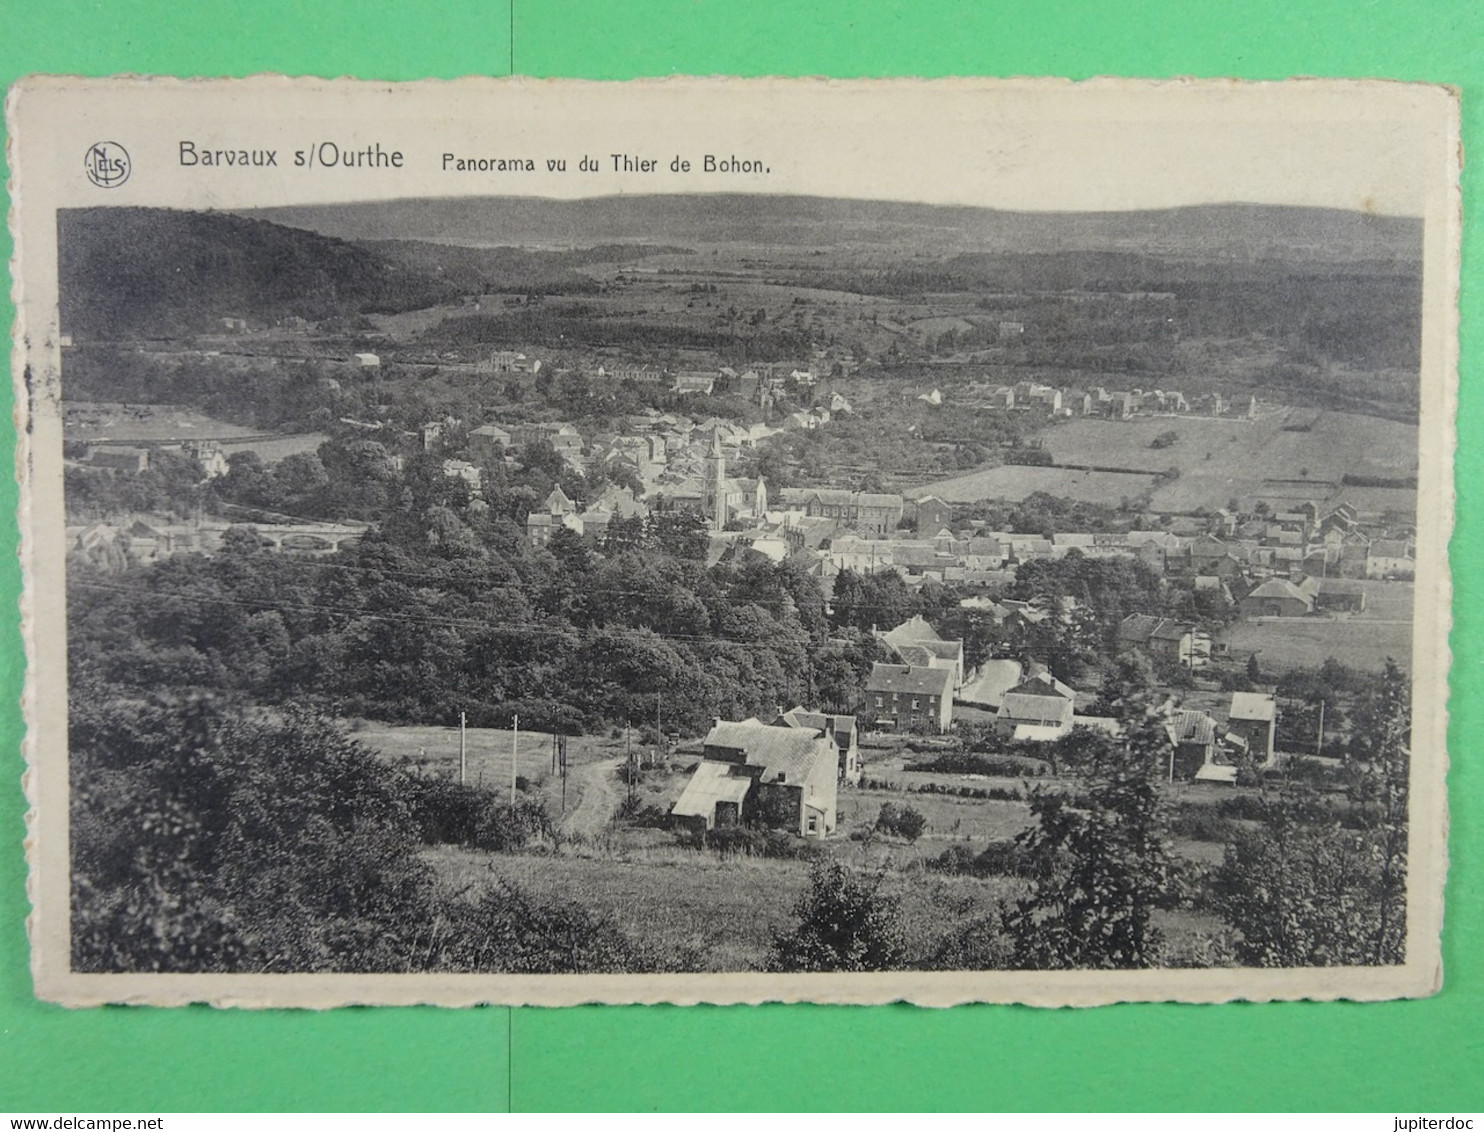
876;614;965;694
510;421;584;461
525;485;581;548
1367;539;1415;579
601;363;666;384
774;707;861;785
911;495;954;535
778;488;904;535
354;352;381;368
1228;692;1278;767
441;459;483;496
1165;709;1219;779
673;370;717;395
994;672;1075;741
1116;614;1203;666
1240;577;1314;618
468;424;513;461
671;720;839;837
476;349;530;374
182;440;229;479
865;663;954;732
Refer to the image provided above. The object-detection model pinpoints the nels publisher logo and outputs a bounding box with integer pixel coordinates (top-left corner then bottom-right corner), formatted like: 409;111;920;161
84;141;131;188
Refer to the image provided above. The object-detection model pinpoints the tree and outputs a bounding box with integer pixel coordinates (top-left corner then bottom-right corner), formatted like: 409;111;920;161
766;861;907;972
1213;660;1409;966
1002;704;1176;968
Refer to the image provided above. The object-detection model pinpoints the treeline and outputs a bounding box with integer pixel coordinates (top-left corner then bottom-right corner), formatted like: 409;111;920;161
68;439;914;734
424;307;811;361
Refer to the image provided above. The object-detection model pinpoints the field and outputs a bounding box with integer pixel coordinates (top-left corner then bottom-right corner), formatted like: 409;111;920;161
63;401;325;464
919;463;1157;506
350;720;637;833
63;401;266;442
1220;578;1413;672
218;432;327;462
427;841;1024;971
915;406;1418;514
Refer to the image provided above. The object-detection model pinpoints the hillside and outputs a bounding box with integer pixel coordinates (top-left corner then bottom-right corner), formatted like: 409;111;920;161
56;207;468;339
248;196;1421;265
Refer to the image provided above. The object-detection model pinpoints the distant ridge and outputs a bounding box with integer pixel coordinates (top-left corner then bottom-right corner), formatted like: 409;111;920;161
246;195;1421;265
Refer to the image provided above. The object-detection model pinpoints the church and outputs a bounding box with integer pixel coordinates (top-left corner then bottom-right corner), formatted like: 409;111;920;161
702;429;767;531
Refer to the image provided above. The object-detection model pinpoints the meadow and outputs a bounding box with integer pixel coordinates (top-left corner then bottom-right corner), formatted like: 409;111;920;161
917;406;1418;514
1218;579;1413;673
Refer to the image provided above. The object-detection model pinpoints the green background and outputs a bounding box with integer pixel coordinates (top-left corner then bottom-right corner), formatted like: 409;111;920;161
2;0;1480;1112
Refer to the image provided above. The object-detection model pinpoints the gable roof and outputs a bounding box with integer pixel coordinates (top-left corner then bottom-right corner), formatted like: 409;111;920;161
1246;578;1311;603
701;721;832;784
1166;710;1217;747
866;663;953;697
998;692;1074;727
778;708;857;740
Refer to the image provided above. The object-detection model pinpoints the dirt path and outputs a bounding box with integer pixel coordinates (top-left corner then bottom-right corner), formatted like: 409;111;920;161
560;757;624;837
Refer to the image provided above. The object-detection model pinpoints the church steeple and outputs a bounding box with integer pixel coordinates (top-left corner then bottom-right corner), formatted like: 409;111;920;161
704;428;726;532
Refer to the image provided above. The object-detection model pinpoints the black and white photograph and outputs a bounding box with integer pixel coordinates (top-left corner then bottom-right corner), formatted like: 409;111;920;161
10;77;1455;1005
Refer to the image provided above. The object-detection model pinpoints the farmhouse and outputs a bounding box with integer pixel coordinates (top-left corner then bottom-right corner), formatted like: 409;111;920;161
671;720;838;837
865;663;954;733
774;707;861;784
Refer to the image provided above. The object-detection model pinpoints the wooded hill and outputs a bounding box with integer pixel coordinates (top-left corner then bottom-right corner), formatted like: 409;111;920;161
56;207;680;339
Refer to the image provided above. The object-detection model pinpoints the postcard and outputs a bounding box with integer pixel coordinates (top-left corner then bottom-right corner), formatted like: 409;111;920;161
7;76;1456;1005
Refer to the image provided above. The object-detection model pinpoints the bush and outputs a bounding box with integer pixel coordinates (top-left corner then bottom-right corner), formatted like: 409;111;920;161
875;801;928;843
766;861;907;972
928;838;1039;879
1167;805;1243;844
404;776;553;852
433;883;642;973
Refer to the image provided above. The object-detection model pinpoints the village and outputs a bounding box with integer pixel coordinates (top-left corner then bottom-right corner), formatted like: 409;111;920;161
63;338;1415;837
58;199;1420;974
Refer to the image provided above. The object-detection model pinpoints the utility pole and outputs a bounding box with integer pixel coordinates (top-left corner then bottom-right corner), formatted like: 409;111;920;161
656;691;663;766
459;711;467;786
511;713;519;801
1316;699;1325;758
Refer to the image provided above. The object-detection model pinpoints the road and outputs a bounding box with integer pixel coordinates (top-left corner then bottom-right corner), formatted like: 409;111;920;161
560;757;624;837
